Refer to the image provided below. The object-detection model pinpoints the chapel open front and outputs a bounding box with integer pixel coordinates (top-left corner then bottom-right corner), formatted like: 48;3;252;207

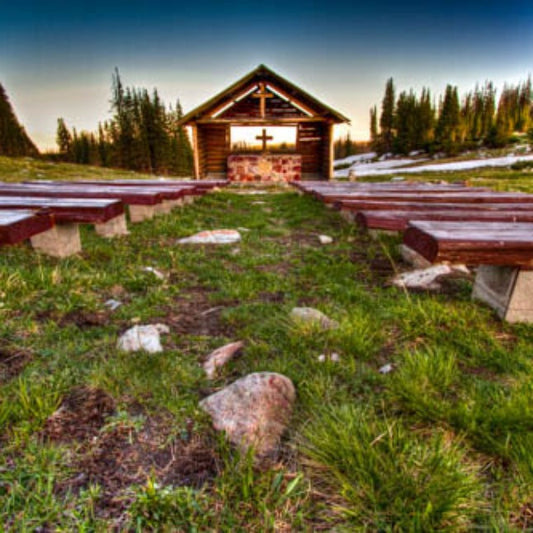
178;65;349;181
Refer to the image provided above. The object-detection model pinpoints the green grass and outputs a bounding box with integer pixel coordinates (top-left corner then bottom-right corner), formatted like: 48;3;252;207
1;157;532;530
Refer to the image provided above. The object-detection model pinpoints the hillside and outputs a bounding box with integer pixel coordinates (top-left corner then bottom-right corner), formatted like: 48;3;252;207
0;159;532;530
0;84;39;157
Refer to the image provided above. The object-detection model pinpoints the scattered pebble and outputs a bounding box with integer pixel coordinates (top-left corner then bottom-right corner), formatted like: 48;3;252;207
117;324;169;353
391;264;470;291
318;352;340;363
318;235;333;245
203;341;244;379
104;299;122;311
142;266;165;280
290;307;339;330
379;363;394;374
177;229;241;244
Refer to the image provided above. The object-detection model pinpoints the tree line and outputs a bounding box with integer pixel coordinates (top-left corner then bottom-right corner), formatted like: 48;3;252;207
56;69;193;175
370;77;533;155
0;83;39;157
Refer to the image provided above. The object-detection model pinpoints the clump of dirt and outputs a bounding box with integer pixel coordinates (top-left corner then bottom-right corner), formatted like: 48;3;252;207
258;291;286;303
0;347;32;383
57;415;219;519
160;287;235;337
42;386;116;443
59;310;110;329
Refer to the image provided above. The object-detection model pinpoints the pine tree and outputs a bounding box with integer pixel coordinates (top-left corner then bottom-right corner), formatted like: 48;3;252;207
0;83;39;157
369;106;378;151
435;85;461;154
56;118;72;157
379;78;395;153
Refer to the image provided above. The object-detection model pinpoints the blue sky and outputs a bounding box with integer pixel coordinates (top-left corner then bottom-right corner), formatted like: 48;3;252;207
1;0;532;150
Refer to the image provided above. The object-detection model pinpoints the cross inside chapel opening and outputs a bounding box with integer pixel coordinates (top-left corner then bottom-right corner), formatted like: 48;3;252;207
252;82;274;118
256;128;273;152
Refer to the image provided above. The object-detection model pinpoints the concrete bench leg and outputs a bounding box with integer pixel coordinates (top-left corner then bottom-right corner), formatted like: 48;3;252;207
129;205;156;223
162;199;183;212
30;224;82;258
94;213;129;238
472;265;533;323
183;196;194;205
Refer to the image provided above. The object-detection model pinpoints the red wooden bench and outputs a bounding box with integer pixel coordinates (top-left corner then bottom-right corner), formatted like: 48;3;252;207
0;210;53;246
356;209;533;232
0;183;163;222
403;220;533;322
0;197;127;257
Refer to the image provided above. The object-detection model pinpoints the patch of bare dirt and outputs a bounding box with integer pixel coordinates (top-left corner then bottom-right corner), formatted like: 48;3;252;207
59;310;110;328
0;347;32;383
56;415;219;519
258;291;286;303
42;386;116;443
159;287;235;337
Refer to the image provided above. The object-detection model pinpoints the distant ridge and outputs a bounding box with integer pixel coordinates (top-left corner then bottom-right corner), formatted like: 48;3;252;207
0;83;39;157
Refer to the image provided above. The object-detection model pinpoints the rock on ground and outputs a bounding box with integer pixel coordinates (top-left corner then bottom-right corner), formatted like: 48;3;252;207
177;230;241;244
199;372;295;458
203;341;244;379
117;324;170;353
318;235;333;245
290;307;339;330
391;264;470;290
398;244;432;269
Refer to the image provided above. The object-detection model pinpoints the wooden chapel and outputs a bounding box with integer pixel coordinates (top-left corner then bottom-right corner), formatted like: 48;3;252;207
178;64;350;181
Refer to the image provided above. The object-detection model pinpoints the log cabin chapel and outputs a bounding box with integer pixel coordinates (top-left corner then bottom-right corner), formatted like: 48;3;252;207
178;64;350;182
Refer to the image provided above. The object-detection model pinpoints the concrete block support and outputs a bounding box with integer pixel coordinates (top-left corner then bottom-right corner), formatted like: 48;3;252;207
129;205;156;223
94;213;129;238
472;265;533;323
162;199;183;212
30;223;82;258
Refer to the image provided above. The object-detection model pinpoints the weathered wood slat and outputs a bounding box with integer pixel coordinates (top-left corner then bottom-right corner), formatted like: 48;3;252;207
0;183;162;205
337;200;533;212
0;209;54;245
403;221;533;267
321;191;532;204
356;210;533;231
0;196;124;223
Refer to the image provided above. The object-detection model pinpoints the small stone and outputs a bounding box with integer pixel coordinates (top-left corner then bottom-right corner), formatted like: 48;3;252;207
379;363;393;374
177;229;241;245
391;264;469;291
117;324;169;353
104;299;122;311
318;235;333;245
199;372;295;458
330;353;340;362
317;354;327;363
142;266;165;280
398;244;432;269
203;341;244;379
230;247;241;256
290;307;339;330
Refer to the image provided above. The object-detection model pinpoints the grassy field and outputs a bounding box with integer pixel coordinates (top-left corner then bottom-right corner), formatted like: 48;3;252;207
1;157;532;530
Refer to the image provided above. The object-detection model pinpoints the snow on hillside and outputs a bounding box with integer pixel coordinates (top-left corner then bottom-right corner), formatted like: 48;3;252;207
334;153;533;178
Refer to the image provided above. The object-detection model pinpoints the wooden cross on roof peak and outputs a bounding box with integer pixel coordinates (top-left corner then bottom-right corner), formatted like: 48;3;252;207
252;82;274;118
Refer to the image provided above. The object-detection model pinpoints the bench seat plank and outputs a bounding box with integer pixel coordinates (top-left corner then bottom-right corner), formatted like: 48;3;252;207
336;200;533;212
356;210;533;231
0;196;124;223
0;184;162;205
0;210;54;245
403;221;533;267
321;191;533;205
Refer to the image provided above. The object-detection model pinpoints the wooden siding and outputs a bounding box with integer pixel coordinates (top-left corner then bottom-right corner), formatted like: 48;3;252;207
197;124;229;178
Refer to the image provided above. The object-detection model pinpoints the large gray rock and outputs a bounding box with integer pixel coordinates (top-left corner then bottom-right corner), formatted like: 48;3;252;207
199;372;295;457
290;307;339;330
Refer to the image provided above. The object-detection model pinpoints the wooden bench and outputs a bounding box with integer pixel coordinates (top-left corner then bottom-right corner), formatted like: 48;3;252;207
355;209;533;232
0;210;54;246
27;180;199;210
0;183;163;222
320;191;533;205
0;197;127;257
403;221;533;322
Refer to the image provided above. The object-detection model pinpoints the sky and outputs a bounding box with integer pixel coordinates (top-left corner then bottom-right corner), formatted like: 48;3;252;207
1;0;532;151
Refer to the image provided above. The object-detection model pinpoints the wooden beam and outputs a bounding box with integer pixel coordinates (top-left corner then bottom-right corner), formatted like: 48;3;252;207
196;117;329;125
191;125;201;180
